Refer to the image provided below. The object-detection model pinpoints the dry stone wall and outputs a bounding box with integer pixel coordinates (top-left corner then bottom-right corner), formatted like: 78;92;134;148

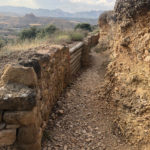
99;0;150;149
0;33;99;150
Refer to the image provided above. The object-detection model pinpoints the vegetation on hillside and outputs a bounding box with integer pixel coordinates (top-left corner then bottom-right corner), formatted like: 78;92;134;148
0;23;98;55
19;26;38;40
19;25;57;40
75;23;92;31
0;37;7;49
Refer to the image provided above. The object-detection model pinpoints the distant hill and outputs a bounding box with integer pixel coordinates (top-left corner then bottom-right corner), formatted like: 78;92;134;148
0;13;77;30
0;13;98;29
0;13;99;40
0;6;103;19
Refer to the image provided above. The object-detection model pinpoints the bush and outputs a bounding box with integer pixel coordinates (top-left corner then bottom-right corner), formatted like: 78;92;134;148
0;38;6;49
37;25;57;38
70;32;84;41
44;25;57;35
55;34;71;43
19;25;57;40
19;26;37;40
75;23;92;31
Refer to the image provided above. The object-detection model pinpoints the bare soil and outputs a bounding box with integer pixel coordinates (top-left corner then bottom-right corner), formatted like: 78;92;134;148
42;49;137;150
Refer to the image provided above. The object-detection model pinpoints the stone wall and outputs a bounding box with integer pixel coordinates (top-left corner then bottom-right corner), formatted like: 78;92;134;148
0;33;99;150
99;0;150;149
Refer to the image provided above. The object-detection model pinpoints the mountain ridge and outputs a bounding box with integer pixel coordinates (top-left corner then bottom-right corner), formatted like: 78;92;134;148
0;6;104;19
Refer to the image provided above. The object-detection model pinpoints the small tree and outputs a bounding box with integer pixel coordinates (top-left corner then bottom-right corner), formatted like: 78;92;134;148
38;25;57;38
20;26;37;40
75;23;92;31
44;25;57;35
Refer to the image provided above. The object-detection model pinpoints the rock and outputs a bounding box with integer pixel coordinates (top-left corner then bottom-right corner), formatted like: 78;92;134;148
137;54;143;60
86;138;92;142
64;145;68;150
57;110;64;115
145;50;149;56
121;37;130;47
6;124;20;129
0;123;6;130
16;140;41;150
82;130;86;134
115;0;150;20
0;84;36;111
0;111;2;122
1;64;37;87
0;129;16;147
144;56;150;62
4;107;38;126
17;125;42;145
57;101;63;107
19;58;41;79
51;113;56;119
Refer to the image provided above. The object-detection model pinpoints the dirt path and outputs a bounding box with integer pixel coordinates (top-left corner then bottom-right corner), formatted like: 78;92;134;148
42;50;137;150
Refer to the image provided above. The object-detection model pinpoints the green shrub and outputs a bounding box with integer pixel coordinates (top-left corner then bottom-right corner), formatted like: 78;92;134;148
19;25;57;40
37;25;57;38
0;38;6;49
19;26;37;40
70;32;84;41
75;23;92;31
55;34;71;43
44;25;57;35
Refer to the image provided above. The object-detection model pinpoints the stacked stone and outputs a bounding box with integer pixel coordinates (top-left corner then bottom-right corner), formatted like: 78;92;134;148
86;33;99;49
69;33;100;70
81;40;90;67
0;45;70;150
0;65;38;150
91;33;100;47
70;42;84;75
35;45;70;122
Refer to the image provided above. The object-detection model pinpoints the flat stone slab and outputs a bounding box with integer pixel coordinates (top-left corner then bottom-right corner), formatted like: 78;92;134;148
0;84;36;111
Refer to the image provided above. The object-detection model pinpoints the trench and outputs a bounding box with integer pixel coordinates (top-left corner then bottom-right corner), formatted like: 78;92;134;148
42;49;137;150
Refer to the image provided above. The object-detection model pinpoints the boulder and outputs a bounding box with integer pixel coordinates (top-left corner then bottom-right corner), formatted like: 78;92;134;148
1;64;37;88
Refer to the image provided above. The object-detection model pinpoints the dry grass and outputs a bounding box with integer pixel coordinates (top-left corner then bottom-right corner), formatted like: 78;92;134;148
0;30;93;56
50;32;71;44
0;38;48;56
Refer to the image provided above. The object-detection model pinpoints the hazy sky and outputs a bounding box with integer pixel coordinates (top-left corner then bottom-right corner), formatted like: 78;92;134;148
0;0;116;12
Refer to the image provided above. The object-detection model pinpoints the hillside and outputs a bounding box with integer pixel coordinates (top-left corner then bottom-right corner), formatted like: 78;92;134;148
99;0;150;149
0;13;97;40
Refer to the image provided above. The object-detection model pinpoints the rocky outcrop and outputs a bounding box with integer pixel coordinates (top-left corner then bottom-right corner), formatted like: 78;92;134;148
114;0;150;20
98;11;115;52
0;33;99;150
99;0;150;149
